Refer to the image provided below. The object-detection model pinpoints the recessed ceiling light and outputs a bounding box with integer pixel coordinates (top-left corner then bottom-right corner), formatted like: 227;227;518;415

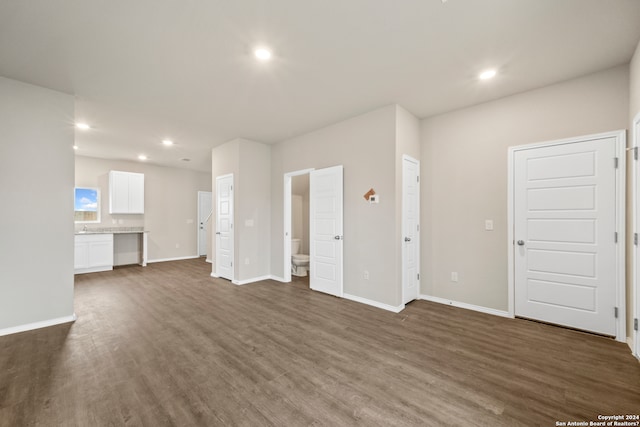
479;69;497;80
138;154;148;161
162;139;174;146
73;145;79;150
254;48;272;61
76;123;91;130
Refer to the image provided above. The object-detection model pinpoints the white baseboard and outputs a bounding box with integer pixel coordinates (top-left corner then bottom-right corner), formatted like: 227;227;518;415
74;266;113;275
210;272;219;278
205;258;212;263
232;275;271;286
419;294;512;318
148;255;199;264
269;275;287;283
0;313;77;337
343;293;405;313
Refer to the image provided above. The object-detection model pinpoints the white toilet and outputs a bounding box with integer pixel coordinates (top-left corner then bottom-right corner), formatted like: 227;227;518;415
291;238;310;277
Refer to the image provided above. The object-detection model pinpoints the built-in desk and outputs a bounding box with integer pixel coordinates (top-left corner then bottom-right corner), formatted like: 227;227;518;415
74;228;148;274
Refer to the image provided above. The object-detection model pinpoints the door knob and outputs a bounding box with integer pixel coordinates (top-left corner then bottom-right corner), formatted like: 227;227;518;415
517;240;525;246
334;235;343;240
404;237;411;242
216;232;221;235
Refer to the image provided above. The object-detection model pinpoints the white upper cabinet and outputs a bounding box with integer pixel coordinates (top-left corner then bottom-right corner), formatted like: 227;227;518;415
109;170;145;214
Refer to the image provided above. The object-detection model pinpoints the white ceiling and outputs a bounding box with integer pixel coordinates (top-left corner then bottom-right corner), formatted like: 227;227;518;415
1;0;639;172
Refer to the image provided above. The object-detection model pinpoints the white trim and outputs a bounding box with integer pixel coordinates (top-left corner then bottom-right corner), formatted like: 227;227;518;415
0;313;77;337
269;275;287;283
507;130;626;342
147;255;199;264
283;168;315;283
343;293;405;313
210;271;219;278
419;295;512;318
205;258;212;263
402;154;420;304
74;265;113;275
231;275;272;286
633;112;640;358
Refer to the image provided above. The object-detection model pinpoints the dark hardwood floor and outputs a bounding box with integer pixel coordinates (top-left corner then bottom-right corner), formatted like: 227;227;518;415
1;258;639;426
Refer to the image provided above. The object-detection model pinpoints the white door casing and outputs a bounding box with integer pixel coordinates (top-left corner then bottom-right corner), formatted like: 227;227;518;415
508;131;625;341
402;155;420;304
215;174;234;281
310;165;344;297
633;112;640;359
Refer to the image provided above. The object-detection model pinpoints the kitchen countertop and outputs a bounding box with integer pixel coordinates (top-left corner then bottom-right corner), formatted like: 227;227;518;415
75;227;149;235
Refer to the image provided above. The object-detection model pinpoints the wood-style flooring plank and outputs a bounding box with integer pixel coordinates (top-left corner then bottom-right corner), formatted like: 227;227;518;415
1;258;639;426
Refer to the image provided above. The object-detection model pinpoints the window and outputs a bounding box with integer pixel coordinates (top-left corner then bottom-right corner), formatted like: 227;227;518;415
74;187;101;223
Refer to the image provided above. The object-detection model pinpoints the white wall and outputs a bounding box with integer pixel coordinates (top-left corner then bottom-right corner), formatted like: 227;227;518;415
270;105;401;306
395;105;421;303
292;194;303;241
75;156;211;263
420;65;630;312
630;40;640;123
0;76;75;333
237;139;271;282
211;138;271;282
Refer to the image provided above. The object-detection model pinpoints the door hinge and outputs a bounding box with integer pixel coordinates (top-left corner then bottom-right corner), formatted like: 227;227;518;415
417;273;420;280
634;318;638;331
417;224;420;231
635;233;638;246
230;262;233;267
614;232;618;243
614;157;619;168
635;147;638;161
417;176;420;183
614;307;618;318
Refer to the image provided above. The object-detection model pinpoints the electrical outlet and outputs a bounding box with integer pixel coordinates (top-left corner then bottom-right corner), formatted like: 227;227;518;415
451;272;458;282
485;220;494;231
244;258;250;265
363;270;370;280
175;243;180;249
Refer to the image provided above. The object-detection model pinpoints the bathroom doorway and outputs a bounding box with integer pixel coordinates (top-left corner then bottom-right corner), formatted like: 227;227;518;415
283;168;314;284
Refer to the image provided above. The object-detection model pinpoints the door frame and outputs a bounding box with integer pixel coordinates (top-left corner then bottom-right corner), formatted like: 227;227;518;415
507;130;626;342
632;112;640;358
197;191;213;259
214;173;234;281
402;154;421;304
283;168;315;282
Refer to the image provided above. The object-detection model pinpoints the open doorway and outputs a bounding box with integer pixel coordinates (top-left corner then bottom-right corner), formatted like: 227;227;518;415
284;168;314;284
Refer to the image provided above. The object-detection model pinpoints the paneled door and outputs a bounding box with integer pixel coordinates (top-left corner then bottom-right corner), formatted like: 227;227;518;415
198;191;212;257
514;136;618;336
215;174;234;281
310;165;343;297
402;156;420;304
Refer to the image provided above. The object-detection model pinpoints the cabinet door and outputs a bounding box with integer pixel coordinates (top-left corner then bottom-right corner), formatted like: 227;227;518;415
74;241;90;269
88;239;114;268
128;173;145;214
110;171;130;214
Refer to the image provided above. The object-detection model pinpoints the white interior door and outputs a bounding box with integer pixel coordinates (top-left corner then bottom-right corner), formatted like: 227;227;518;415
633;113;640;358
198;191;212;256
215;175;233;281
514;137;618;336
402;156;420;304
310;165;343;297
